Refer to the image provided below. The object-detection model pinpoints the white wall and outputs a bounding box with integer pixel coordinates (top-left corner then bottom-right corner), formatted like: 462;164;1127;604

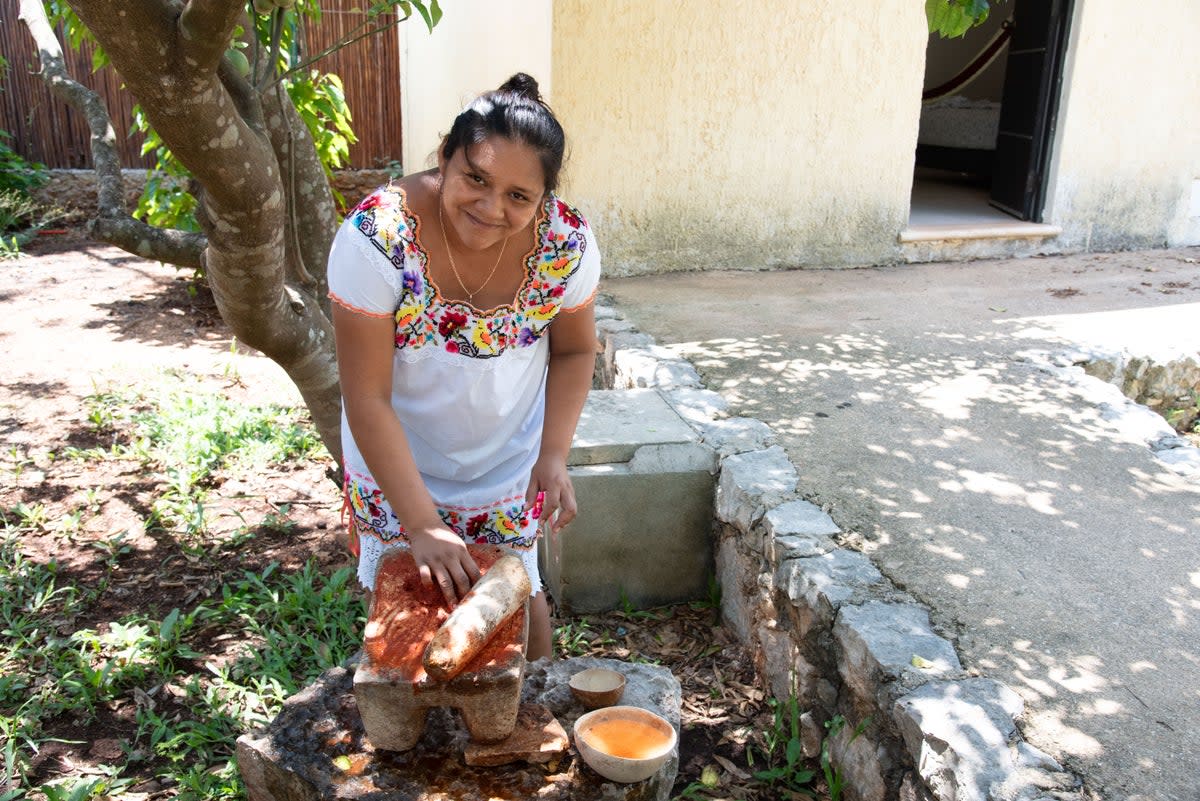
1045;0;1200;249
552;0;927;275
399;1;553;174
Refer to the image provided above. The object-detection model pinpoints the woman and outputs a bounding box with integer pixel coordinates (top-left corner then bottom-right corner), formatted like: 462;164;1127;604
328;73;600;660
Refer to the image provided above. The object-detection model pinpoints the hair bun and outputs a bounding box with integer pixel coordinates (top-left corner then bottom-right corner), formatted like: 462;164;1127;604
498;72;542;102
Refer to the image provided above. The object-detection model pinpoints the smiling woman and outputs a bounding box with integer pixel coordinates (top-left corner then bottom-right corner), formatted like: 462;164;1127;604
328;73;601;662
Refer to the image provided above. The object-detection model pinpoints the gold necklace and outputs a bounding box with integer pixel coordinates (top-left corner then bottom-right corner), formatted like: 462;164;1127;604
438;191;509;304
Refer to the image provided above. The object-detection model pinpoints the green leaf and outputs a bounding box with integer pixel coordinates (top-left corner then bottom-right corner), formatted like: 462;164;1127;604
160;607;181;644
412;0;435;31
785;737;803;766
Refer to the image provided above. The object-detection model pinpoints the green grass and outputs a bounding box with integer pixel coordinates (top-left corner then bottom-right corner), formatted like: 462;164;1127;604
0;372;350;800
81;378;322;543
0;532;362;800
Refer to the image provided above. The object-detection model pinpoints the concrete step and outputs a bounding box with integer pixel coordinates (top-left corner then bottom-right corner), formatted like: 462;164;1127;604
540;389;717;614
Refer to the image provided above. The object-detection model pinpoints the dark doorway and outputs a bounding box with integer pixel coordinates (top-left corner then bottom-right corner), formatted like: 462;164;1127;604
909;0;1074;228
988;0;1074;221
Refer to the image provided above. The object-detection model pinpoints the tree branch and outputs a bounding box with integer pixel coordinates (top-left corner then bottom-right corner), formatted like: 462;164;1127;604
260;78;338;305
178;0;246;73
18;0;123;215
90;218;207;269
218;54;266;133
18;0;207;271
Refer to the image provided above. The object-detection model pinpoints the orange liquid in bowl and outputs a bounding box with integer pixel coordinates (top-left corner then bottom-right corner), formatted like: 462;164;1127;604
583;719;672;760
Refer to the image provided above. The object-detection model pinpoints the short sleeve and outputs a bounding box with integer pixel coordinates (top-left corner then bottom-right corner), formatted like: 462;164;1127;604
327;216;402;319
560;211;601;312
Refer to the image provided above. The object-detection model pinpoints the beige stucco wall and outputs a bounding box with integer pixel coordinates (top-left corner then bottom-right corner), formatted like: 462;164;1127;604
400;1;552;174
1045;0;1200;249
552;1;927;276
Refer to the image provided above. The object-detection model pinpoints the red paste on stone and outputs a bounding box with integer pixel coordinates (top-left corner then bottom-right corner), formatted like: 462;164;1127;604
364;544;525;682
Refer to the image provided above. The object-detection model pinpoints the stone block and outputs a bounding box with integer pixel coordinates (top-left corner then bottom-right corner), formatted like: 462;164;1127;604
628;443;718;475
596;317;637;335
716;534;768;643
757;623;803;703
834;602;961;710
893;679;1027;801
696;416;778;456
767;500;841;538
769;533;838;563
463;703;568;767
593;302;620;320
834;731;889;801
1156;443;1200;478
610;344;703;390
778;550;886;635
799;711;822;759
766;501;841;563
660;386;731;425
602;331;655;385
526;656;682;731
715;446;797;533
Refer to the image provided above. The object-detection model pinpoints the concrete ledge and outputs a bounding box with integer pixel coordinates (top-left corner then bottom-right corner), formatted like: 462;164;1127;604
570;388;699;466
899;222;1063;243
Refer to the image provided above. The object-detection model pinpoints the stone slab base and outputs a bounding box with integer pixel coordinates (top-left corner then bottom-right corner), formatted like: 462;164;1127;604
237;656;681;801
463;703;568;767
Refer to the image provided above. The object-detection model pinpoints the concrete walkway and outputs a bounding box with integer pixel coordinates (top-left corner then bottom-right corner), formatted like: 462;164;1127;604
602;247;1200;801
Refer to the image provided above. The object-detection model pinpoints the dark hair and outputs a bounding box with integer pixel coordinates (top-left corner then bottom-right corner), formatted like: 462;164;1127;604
440;73;566;194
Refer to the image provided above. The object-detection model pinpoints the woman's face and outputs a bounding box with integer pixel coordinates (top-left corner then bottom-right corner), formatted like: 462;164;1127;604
438;136;545;251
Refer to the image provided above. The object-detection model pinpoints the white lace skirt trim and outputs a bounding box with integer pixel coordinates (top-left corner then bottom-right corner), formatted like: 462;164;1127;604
357;533;542;598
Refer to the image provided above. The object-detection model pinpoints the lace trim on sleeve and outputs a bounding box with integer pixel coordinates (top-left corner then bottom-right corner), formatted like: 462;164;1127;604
344;228;410;297
329;291;394;319
562;284;599;313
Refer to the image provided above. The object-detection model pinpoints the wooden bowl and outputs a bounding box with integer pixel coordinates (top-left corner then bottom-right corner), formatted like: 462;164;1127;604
573;705;677;783
569;668;626;709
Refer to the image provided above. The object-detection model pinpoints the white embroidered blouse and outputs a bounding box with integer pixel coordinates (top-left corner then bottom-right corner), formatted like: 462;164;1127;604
327;185;601;572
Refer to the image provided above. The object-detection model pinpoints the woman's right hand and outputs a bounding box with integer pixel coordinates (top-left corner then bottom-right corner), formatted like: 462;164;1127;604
408;522;481;606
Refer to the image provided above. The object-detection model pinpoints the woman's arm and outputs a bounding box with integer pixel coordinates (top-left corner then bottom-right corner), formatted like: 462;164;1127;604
526;302;598;533
333;305;480;604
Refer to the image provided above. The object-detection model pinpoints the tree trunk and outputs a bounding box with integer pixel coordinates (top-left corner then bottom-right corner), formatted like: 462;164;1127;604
20;0;345;465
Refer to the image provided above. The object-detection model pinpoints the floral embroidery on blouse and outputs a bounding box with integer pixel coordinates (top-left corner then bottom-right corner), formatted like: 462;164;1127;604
346;473;538;550
348;186;588;360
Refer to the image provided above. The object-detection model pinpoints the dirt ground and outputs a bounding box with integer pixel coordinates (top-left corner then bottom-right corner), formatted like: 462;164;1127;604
0;229;794;800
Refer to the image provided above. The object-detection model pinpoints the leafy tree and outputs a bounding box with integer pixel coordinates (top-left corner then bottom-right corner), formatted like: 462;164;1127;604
927;0;1002;38
16;0;440;463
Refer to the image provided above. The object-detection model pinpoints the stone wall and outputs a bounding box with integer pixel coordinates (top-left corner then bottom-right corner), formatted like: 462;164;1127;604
594;296;1086;801
31;168;392;222
1080;350;1200;433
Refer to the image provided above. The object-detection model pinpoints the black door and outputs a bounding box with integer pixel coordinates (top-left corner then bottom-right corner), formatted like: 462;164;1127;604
989;0;1074;221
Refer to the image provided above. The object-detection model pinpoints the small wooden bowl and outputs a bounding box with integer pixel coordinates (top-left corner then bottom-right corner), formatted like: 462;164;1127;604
569;668;626;709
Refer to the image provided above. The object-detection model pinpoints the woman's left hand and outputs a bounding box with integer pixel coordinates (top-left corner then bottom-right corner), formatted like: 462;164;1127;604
526;455;576;536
